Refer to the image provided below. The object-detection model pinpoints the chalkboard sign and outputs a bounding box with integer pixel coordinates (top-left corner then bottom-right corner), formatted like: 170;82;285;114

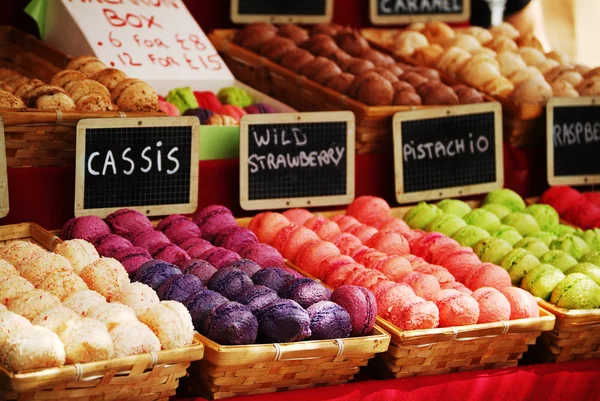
75;117;199;218
231;0;333;24
239;111;355;210
393;103;503;204
547;97;600;186
0;119;8;218
370;0;470;24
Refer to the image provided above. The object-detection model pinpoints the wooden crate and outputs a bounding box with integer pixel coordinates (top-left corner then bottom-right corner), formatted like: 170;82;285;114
186;327;390;400
0;26;163;168
208;29;496;154
0;223;205;400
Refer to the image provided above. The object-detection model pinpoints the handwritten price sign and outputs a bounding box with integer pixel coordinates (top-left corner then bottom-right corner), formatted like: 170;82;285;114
46;0;234;94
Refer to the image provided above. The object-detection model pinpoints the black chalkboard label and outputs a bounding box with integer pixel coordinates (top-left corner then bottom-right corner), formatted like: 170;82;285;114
370;0;470;24
231;0;333;24
393;103;503;203
75;117;199;218
240;112;355;210
547;97;600;186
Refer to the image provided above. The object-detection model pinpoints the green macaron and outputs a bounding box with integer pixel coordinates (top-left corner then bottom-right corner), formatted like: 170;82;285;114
452;225;491;248
581;251;600;267
526;231;558;247
582;228;600;253
521;263;565;301
491;225;524;247
426;213;467;237
483;189;526;212
515;237;550;259
473;237;514;265
500;248;541;285
524;204;560;233
554;224;577;237
566;263;600;286
217;87;253;108
437;199;472;218
481;203;513;220
539;250;579;272
550;273;600;309
550;234;591;261
502;212;541;236
404;202;444;230
463;209;502;233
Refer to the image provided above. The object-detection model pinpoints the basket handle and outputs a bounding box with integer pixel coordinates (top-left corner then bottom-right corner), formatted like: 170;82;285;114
273;339;345;362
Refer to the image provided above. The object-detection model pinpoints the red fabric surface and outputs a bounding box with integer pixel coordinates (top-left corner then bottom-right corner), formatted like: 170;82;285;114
176;360;599;401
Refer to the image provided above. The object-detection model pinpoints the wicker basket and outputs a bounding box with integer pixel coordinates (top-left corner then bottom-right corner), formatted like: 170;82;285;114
186;327;390;400
360;28;546;147
0;26;163;168
0;222;205;401
208;30;497;154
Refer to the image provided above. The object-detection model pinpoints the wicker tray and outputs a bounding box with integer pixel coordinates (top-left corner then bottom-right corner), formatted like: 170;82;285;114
0;222;205;401
360;28;546;147
0;26;163;168
186;327;390;400
208;29;496;154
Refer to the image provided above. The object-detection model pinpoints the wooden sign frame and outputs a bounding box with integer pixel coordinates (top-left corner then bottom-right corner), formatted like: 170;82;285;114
240;111;355;211
393;102;503;204
231;0;334;24
547;96;600;186
370;0;471;25
0;119;8;218
75;117;199;218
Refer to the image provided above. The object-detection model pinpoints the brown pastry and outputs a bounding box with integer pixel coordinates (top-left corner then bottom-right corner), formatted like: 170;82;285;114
457;27;493;45
400;71;428;88
278;24;309;45
511;75;552;103
578;77;600;96
299;57;342;85
393;89;422;106
0;81;12;92
353;71;394;106
437;47;472;77
329;49;352;66
259;37;297;62
452;85;485;104
535;59;560;75
13;79;44;98
335;31;370;57
36;92;76;111
412;66;440;81
360;49;395;66
75;94;115;112
50;70;86;89
234;23;277;51
0;68;22;82
421;22;455;45
67;79;110;104
280;49;315;72
22;85;66;107
392;81;415;92
387;64;405;77
326;73;355;94
111;78;158;112
372;67;399;83
311;24;344;37
488;36;518;53
551;80;579;98
575;64;591;77
66;56;106;79
93;68;127;92
517;34;544;52
546;50;571;66
446;33;482;52
4;75;29;92
545;67;583;87
490;22;520;40
301;34;340;58
393;31;428;57
343;58;375;76
0;90;26;108
420;82;459;105
206;114;238;126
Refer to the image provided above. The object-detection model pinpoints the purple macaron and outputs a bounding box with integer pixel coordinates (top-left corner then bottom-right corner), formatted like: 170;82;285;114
251;268;295;293
202;301;258;345
200;247;241;269
239;242;285;268
183;107;214;124
185;289;229;331
255;299;311;343
132;230;170;250
134;260;182;290
233;285;279;313
148;242;191;267
181;259;218;284
207;267;253;299
93;234;133;257
105;209;153;240
223;259;261;277
279;278;332;308
244;103;277;114
179;238;214;259
157;215;202;245
157;273;205;303
306;301;352;340
61;216;111;242
112;246;152;275
193;205;238;243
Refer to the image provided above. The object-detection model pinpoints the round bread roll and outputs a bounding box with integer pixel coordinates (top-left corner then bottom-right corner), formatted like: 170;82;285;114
326;72;355;94
112;282;160;316
66;56;106;79
79;257;129;301
400;71;428;88
301;34;340;58
63;289;107;316
422;22;455;45
497;52;528;77
445;33;481;52
0;276;35;306
535;59;560;75
110;320;161;358
0;325;65;371
361;49;395;67
299;57;342;85
546;50;571;66
0;260;17;277
278;24;310;46
519;47;546;66
67;79;110;104
507;66;544;85
75;94;114;112
54;239;100;274
32;306;80;333
8;290;61;321
311;23;344;37
93;68;127;92
342;58;376;76
437;47;472;77
393;31;428;57
22;85;64;107
58;318;113;363
545;67;583;87
38;271;88;301
4;75;29;92
0;240;45;270
13;79;44;98
353;71;394;106
472;47;497;58
0;310;31;343
483;76;515;97
413;44;444;66
387;63;405;77
138;301;194;349
459;59;501;88
50;70;86;89
87;302;137;330
488;35;518;53
335;31;370;57
457;27;493;44
280;48;314;72
511;74;552;104
36;92;76;111
259;36;296;61
578;76;600;96
551;79;579;97
233;23;277;51
518;34;544;52
490;22;520;39
419;82;459;105
372;67;399;83
20;252;73;286
393;89;422;106
0;90;25;108
111;78;158;112
329;48;352;65
453;85;485;104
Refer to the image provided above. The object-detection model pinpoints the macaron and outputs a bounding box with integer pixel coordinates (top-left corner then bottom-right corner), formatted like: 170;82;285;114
193;91;222;112
166;86;199;114
330;285;377;336
217;86;253;108
183;107;214;124
244;102;277;114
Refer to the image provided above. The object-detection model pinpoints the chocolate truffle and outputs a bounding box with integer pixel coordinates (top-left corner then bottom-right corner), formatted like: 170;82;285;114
233;285;279;313
200;247;241;270
234;23;277;51
280;48;315;72
279;277;332;308
299;57;343;85
193;205;238;243
207;267;253;299
259;37;297;62
184;289;228;331
307;301;352;340
134;260;182;290
157;274;204;303
326;73;356;94
93;234;133;257
105;209;153;240
224;259;262;277
202;301;258;345
252;267;295;293
336;31;370;56
214;226;258;253
278;24;309;45
255;299;311;343
181;259;218;284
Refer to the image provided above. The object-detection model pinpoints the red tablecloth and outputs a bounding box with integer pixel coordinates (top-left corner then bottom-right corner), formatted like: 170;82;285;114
176;360;599;401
